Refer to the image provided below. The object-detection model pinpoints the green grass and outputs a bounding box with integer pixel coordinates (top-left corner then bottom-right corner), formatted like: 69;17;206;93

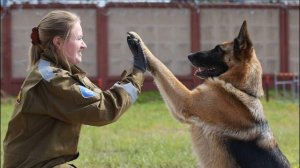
1;91;299;168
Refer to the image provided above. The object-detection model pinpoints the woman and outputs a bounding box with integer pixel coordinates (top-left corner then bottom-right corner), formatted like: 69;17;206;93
3;10;146;168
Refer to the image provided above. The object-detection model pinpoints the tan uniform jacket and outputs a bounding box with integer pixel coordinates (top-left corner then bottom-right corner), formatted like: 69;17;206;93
3;55;144;168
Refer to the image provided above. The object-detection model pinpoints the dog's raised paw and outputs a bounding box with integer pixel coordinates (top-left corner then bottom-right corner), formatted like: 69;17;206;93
127;32;140;52
127;36;138;46
127;31;143;42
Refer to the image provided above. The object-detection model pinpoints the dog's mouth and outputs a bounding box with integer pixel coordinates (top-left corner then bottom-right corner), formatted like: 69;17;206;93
193;64;228;79
188;51;228;79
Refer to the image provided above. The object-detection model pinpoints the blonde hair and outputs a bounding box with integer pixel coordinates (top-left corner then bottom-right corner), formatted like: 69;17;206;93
29;10;80;67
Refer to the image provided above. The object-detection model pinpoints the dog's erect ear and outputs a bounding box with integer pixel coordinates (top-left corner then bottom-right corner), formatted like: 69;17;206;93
234;20;253;59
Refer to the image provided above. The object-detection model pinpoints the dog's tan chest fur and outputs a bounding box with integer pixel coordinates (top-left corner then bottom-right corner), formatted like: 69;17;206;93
190;125;238;168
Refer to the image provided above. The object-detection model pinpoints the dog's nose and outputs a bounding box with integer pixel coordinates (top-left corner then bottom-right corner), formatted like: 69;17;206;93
188;54;194;62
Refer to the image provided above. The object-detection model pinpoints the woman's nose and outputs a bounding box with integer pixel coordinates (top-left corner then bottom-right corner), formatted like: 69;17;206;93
82;40;87;49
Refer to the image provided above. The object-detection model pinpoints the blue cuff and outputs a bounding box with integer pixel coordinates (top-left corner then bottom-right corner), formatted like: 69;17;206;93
112;82;138;104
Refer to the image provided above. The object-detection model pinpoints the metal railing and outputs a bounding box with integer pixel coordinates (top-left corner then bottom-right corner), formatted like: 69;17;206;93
274;73;299;100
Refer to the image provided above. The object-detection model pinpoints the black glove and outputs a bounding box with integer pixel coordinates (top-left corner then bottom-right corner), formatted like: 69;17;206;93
127;32;147;72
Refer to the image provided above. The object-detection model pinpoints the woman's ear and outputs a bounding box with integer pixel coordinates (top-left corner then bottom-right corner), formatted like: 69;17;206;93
52;36;63;48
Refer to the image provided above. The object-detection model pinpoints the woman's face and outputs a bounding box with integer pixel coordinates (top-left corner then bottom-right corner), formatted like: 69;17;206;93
62;21;87;65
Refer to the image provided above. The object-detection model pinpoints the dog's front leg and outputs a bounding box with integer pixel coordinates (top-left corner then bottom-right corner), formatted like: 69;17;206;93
127;32;192;122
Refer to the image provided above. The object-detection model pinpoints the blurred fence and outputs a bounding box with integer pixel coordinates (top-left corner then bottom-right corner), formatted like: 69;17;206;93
274;73;299;99
0;1;299;95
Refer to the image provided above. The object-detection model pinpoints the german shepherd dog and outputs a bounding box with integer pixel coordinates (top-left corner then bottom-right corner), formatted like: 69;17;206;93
127;21;290;168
